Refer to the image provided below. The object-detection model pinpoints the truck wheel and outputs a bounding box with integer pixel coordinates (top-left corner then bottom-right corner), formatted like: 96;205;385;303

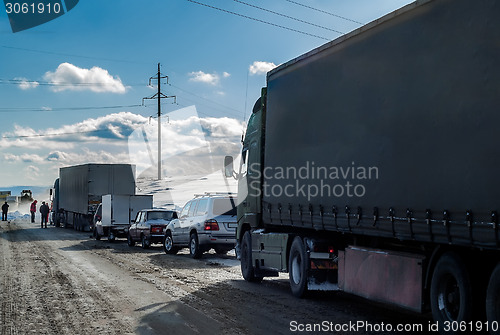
240;231;262;283
163;232;178;255
430;252;472;329
486;263;500;334
141;235;150;249
127;233;135;247
189;233;202;259
289;236;309;298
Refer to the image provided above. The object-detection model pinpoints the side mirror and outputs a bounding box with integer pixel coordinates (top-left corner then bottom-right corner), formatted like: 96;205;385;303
224;155;234;178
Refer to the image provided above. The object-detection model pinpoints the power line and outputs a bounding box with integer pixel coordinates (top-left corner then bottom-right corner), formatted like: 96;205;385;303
232;0;343;35
186;0;330;41
0;45;149;65
169;84;244;119
284;0;364;25
0;104;142;113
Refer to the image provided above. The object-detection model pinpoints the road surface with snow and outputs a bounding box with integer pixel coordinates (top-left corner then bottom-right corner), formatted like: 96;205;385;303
0;217;431;335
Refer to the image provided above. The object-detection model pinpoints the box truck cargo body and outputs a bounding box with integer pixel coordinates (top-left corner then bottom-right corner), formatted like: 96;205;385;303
225;0;500;332
94;194;153;241
54;164;136;231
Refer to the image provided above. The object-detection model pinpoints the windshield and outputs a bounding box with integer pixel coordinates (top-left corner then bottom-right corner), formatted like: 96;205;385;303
212;198;237;216
147;211;174;221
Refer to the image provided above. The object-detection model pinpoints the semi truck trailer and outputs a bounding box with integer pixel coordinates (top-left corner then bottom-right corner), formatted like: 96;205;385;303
225;0;500;332
52;164;136;231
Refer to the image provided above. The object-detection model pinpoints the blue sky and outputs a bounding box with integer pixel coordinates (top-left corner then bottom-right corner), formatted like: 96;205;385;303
0;0;412;187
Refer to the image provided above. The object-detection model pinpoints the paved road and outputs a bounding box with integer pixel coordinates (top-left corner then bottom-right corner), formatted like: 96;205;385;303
0;218;431;335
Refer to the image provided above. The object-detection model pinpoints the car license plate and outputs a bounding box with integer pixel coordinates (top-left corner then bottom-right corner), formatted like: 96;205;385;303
228;223;237;229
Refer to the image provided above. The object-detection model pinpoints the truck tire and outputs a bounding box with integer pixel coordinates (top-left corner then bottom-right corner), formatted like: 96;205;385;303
486;263;500;334
189;233;202;259
240;231;262;283
127;233;135;247
289;236;309;298
163;232;178;255
430;252;472;331
141;235;150;249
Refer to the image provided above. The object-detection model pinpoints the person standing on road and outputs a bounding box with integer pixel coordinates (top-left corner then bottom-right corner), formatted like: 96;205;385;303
30;200;37;223
1;201;9;221
40;201;49;228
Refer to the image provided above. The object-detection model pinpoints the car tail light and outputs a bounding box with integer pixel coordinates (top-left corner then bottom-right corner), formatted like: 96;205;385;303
151;225;162;234
204;219;219;231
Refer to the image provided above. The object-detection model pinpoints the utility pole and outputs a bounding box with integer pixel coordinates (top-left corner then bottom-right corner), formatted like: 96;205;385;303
142;63;176;180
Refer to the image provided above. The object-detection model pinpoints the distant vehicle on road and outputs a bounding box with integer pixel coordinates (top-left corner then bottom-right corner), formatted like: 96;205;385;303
163;193;237;258
128;209;178;249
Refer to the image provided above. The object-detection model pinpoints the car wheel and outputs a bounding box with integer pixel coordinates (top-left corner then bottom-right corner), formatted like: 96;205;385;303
241;231;262;283
163;232;178;255
289;236;308;297
127;233;135;247
189;233;202;259
141;235;150;249
430;252;472;332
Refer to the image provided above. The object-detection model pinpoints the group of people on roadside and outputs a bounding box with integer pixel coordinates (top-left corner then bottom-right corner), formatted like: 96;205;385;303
0;199;50;227
30;200;50;228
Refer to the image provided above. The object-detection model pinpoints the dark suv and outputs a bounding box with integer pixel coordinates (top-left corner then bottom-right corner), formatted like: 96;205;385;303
128;209;178;249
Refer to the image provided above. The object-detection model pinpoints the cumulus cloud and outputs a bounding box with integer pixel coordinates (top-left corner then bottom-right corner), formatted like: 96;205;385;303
15;77;39;90
128;106;243;178
249;61;278;75
0;109;243;185
0;112;148;150
43;62;127;93
188;70;230;86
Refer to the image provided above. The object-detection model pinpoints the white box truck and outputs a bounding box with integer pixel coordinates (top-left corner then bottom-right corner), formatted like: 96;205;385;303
94;194;153;241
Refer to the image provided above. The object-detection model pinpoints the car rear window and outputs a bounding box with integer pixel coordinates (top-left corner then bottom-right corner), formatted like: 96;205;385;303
147;211;174;221
212;198;237;216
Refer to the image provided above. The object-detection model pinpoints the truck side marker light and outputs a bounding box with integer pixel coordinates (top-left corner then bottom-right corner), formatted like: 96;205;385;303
389;207;395;237
278;203;283;224
407;208;414;239
332;206;338;229
372;207;379;227
491;211;498;247
443;210;451;243
465;210;473;245
356;207;362;226
309;204;314;228
345;206;351;232
319;205;325;230
298;205;304;226
425;209;433;242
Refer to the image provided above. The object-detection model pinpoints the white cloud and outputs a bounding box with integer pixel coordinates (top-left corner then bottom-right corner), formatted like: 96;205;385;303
15;77;39;90
188;70;230;86
43;62;127;93
188;71;219;85
249;61;277;75
0;110;243;186
0;112;148;150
